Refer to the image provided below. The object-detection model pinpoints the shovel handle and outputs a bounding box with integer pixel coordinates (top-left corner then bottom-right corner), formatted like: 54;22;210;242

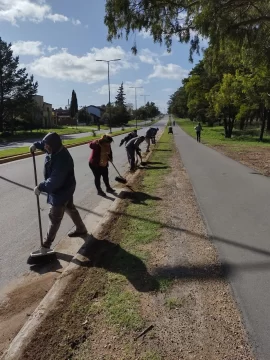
32;152;44;247
110;160;123;178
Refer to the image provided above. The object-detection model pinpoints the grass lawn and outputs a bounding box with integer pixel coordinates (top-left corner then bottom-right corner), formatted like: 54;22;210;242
176;118;270;149
0;128;137;159
0;125;112;144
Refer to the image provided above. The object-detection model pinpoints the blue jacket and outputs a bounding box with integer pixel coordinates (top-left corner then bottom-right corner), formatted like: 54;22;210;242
34;133;76;206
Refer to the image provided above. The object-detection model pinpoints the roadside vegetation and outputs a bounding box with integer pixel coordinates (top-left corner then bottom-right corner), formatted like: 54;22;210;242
0;128;137;159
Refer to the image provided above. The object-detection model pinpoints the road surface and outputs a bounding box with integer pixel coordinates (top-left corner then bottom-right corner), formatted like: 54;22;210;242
0;118;166;291
174;124;270;360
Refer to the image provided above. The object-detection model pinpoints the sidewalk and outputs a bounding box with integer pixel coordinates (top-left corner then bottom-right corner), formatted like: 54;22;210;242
14;129;253;360
173;124;270;360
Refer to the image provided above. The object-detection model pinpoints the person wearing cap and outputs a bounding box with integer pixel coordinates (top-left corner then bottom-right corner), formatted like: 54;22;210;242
88;134;115;196
119;129;137;147
29;132;87;251
145;127;159;152
125;136;145;171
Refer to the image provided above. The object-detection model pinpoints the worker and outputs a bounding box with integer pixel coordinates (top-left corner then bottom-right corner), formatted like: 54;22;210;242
119;129;137;147
29;133;87;252
145;127;159;152
88;134;115;196
125;136;145;171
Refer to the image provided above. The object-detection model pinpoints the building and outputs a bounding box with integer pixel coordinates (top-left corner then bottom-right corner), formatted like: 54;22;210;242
33;95;54;127
53;108;76;126
85;105;104;124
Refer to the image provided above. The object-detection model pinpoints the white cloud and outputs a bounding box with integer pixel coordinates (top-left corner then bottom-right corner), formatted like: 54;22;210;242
72;18;81;26
46;13;68;22
138;48;159;65
11;40;43;56
162;50;173;57
47;45;58;53
0;0;80;25
27;46;137;84
149;63;189;80
138;29;152;39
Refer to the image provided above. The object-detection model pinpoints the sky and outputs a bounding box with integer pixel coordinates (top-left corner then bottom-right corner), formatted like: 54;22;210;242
0;0;204;113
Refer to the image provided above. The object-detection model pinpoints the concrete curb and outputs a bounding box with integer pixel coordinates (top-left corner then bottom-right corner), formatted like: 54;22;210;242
0;128;141;165
2;129;164;360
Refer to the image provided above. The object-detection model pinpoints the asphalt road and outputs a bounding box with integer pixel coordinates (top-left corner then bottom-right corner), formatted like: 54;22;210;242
0;118;166;291
174;125;270;360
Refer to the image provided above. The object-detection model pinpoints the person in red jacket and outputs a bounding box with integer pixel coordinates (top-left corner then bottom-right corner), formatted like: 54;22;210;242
89;135;115;196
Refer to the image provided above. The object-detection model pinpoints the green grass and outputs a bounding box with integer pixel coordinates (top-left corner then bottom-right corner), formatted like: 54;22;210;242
176;118;270;148
0;128;137;159
97;129;174;331
165;297;186;310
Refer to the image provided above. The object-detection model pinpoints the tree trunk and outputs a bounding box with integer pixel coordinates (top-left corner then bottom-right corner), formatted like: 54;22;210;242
266;109;270;132
259;106;266;141
239;117;245;130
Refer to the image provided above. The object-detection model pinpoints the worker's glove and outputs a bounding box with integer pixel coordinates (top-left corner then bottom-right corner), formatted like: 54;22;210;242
34;186;41;196
29;145;36;153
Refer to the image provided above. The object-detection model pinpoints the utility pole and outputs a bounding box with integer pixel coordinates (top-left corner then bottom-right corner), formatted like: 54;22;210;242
96;58;121;133
140;94;150;126
129;86;143;128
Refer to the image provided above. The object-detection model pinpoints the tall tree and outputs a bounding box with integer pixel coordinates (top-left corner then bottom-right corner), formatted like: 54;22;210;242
0;37;38;132
115;82;126;106
70;90;78;119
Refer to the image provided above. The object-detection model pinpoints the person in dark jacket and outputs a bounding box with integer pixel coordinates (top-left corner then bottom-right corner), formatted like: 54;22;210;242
125;136;145;171
29;132;87;251
119;130;137;147
145;127;159;152
89;134;115;196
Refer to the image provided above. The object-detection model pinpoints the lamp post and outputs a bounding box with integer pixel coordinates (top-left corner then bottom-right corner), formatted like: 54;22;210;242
96;58;121;133
129;86;143;128
140;94;150;125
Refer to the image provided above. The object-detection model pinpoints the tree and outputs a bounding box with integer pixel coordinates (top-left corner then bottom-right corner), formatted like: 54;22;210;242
78;107;92;125
0;37;38;132
69;90;78;119
113;83;130;124
104;1;270;62
115;82;126;106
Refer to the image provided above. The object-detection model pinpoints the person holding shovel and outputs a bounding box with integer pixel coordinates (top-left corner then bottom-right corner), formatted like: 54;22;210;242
29;132;87;252
88;134;115;196
125;136;145;171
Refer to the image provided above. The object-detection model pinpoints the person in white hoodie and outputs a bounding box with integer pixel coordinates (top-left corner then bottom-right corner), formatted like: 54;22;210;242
125;136;145;171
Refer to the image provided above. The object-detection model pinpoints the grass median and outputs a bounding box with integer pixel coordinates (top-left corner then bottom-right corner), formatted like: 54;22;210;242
0;128;138;159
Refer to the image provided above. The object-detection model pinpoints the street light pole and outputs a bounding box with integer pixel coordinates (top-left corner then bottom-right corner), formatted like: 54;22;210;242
96;58;121;133
140;94;150;126
129;86;143;128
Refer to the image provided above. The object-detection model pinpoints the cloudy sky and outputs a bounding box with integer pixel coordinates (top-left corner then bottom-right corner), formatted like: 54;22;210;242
1;0;204;112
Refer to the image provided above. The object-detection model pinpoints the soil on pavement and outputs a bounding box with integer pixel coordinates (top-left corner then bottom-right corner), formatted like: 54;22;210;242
18;144;254;360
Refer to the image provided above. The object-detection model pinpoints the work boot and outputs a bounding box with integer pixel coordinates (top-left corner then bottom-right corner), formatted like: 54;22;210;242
106;187;116;193
68;227;87;237
97;189;106;196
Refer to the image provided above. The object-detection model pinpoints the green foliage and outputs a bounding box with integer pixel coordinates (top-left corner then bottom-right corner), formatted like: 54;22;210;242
134;101;160;120
69;90;78;119
0;37;38;132
78;107;92;125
